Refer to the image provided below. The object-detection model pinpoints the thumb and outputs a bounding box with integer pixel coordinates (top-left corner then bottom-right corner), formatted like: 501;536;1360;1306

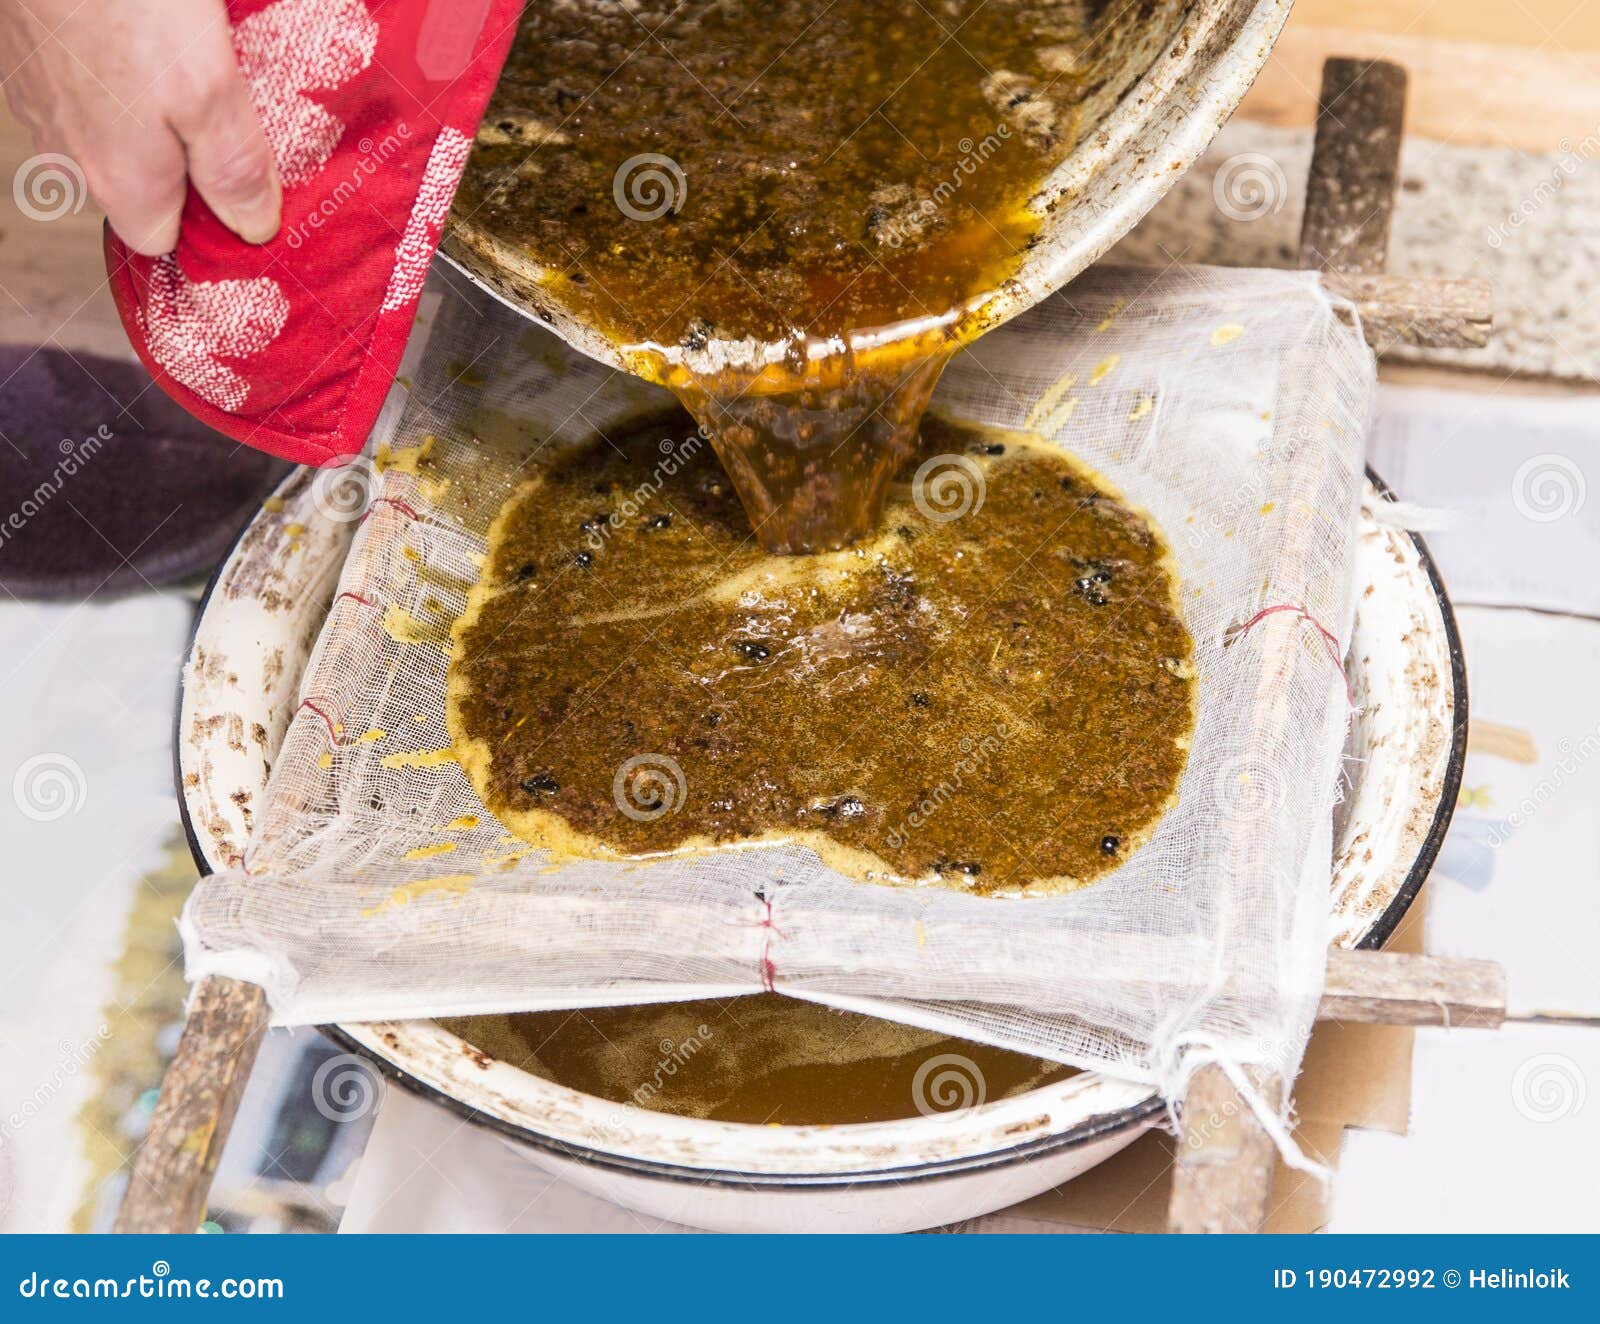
173;62;281;244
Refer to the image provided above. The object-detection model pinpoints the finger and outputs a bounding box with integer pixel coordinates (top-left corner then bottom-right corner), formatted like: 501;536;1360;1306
170;56;281;244
92;129;189;257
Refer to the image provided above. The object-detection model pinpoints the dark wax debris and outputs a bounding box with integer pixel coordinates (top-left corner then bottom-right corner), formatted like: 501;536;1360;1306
450;411;1195;894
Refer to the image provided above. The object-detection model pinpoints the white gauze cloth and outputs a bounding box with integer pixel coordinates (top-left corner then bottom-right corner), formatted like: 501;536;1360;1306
182;264;1374;1119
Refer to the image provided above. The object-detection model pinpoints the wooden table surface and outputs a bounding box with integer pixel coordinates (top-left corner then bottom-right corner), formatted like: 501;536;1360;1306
1245;0;1600;151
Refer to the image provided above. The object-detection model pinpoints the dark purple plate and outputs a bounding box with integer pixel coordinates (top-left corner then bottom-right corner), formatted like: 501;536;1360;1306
0;346;291;600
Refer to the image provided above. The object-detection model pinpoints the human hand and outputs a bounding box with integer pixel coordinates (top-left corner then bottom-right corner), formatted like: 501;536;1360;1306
0;0;280;255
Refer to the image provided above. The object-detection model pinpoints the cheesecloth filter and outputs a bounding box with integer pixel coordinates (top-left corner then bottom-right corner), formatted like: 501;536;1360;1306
182;263;1374;1123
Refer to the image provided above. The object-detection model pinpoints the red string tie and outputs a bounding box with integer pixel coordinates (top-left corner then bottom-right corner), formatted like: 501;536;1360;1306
296;696;340;743
1230;603;1353;709
361;496;420;523
757;897;780;992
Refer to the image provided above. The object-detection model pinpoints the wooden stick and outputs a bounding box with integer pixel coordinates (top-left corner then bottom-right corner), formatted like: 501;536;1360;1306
1326;273;1493;351
1169;1065;1285;1234
1169;950;1510;1232
1319;950;1600;1028
1298;58;1491;354
1298;58;1407;274
1172;53;1416;1236
1510;1008;1600;1027
1321;949;1505;1028
114;976;269;1234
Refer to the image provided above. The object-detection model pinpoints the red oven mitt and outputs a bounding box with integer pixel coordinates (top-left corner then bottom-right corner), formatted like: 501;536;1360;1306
104;0;523;466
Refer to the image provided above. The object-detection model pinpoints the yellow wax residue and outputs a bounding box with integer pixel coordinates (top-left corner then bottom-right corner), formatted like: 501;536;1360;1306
446;814;480;830
420;477;452;503
382;603;435;646
317;751;333;770
494;715;531;750
181;1119;217;1158
1088;354;1119;386
915;920;927;950
482;848;533;869
283;522;306;538
468;552;486;569
1259;502;1276;515
1210;323;1244;347
411;713;427;723
379;747;458;771
1128;395;1154;421
362;873;474;917
402;841;457;861
375;433;439;475
263;496;286;514
1096;299;1126;332
1023;371;1078;433
403;546;421;563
